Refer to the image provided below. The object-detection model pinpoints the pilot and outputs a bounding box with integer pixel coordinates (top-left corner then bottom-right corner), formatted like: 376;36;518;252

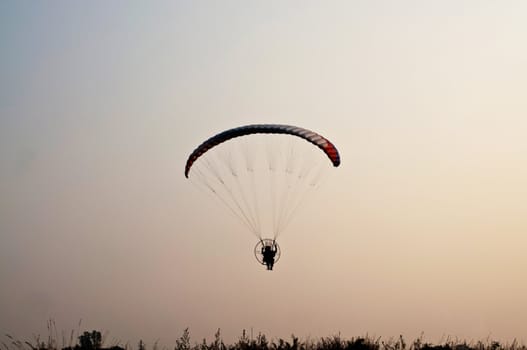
261;243;277;270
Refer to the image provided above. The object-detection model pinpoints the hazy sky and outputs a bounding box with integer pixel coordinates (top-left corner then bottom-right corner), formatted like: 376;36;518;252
1;0;527;347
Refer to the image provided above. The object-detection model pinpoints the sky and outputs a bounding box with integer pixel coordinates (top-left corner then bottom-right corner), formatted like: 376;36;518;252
1;0;527;347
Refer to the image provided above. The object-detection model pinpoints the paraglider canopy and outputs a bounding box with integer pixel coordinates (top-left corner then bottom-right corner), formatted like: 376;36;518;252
185;124;340;178
184;124;340;240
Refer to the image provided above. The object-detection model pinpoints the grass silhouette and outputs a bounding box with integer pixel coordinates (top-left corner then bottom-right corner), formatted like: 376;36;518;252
3;324;525;350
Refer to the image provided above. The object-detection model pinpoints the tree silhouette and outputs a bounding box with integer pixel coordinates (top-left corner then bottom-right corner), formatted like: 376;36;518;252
78;331;102;350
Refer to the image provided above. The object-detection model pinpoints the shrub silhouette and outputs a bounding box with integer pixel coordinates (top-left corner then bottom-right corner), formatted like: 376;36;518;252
78;331;102;350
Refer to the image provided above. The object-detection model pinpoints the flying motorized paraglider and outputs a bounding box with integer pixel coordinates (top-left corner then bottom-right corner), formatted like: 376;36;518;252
184;124;340;270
